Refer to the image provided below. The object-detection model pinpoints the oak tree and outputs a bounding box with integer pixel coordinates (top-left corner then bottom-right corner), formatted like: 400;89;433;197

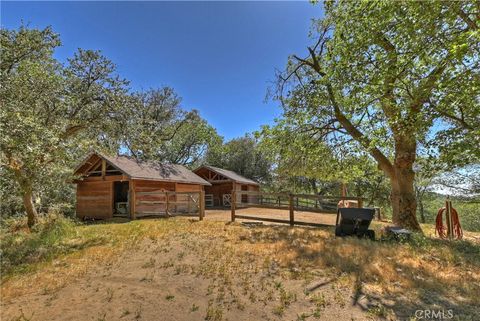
273;1;479;231
1;26;128;227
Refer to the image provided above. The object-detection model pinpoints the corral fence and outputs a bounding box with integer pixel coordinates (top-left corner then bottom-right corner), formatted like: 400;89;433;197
133;190;205;220
230;190;363;227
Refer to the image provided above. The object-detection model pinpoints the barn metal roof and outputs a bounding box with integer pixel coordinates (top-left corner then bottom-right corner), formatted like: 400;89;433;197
75;152;211;186
195;165;259;186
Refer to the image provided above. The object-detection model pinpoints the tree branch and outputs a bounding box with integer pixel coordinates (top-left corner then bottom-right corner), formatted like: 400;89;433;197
429;100;474;130
325;84;395;177
452;4;478;31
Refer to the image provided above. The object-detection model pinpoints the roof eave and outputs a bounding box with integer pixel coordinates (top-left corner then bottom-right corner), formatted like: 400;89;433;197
234;180;260;186
73;151;98;174
196;165;259;186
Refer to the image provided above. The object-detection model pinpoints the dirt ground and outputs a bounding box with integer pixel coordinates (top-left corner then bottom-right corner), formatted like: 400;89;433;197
2;209;479;321
1;218;369;321
204;207;339;226
0;243;367;321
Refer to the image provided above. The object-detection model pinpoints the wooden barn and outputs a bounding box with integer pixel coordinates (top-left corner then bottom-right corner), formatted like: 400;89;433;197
193;165;259;207
73;152;210;219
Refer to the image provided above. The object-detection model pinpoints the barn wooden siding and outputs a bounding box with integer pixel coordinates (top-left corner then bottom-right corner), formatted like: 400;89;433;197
76;178;204;219
76;180;114;218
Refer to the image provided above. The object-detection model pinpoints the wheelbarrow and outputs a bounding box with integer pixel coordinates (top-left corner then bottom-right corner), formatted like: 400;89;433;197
335;208;375;240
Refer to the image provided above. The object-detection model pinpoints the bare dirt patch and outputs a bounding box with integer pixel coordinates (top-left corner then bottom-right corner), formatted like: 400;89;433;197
1;221;366;321
2;215;479;321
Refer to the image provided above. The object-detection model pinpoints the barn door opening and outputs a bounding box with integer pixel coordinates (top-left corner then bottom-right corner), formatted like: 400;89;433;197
114;181;129;216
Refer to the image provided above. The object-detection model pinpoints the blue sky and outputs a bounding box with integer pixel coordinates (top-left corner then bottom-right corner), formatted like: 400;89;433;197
1;1;322;140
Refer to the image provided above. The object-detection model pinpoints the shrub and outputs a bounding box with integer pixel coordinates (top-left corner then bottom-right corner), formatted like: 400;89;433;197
0;213;78;277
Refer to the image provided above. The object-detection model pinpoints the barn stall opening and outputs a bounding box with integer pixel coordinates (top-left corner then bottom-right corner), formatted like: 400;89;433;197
73;152;210;220
193;165;260;207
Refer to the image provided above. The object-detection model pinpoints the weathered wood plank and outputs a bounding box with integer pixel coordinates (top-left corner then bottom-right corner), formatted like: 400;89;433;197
234;215;331;228
289;194;294;226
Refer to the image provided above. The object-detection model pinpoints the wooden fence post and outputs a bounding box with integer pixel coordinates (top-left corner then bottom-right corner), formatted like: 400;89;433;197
130;181;136;220
231;190;236;222
446;199;453;240
289;194;294;226
358;197;363;208
199;190;205;221
129;189;134;220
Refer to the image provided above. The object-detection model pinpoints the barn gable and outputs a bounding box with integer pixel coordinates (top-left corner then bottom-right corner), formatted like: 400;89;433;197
193;165;259;207
74;152;210;219
193;165;259;186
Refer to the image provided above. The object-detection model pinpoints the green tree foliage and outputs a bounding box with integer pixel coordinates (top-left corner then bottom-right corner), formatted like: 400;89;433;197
259;123;391;206
1;26;128;227
119;89;222;167
0;26;224;226
433;165;480;197
271;0;479;231
422;193;480;232
260;122;369;183
161;111;223;168
119;88;189;159
206;135;273;183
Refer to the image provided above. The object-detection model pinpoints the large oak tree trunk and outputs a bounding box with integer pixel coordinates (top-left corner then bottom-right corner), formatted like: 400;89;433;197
22;187;38;228
391;168;421;231
390;138;422;232
14;169;38;228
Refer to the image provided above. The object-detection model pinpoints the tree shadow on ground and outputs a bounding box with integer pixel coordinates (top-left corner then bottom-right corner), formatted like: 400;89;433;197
240;225;480;320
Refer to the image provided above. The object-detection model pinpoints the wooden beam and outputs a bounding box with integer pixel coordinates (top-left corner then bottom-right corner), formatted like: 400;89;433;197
78;175;128;182
210;173;229;181
233;215;331;228
101;159;106;180
289;194;295;226
84;156;101;172
207;179;232;184
231;188;236;222
165;192;170;217
130;180;136;220
111;181;114;217
199;190;205;221
88;170;123;174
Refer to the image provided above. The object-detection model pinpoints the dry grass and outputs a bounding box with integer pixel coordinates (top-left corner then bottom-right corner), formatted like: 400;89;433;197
1;210;479;320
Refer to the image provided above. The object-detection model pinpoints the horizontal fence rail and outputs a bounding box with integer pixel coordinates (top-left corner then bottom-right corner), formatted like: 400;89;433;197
230;190;363;227
133;191;205;220
233;191;362;213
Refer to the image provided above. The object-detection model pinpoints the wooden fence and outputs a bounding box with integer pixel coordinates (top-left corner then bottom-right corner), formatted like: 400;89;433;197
230;190;363;227
133;191;205;220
